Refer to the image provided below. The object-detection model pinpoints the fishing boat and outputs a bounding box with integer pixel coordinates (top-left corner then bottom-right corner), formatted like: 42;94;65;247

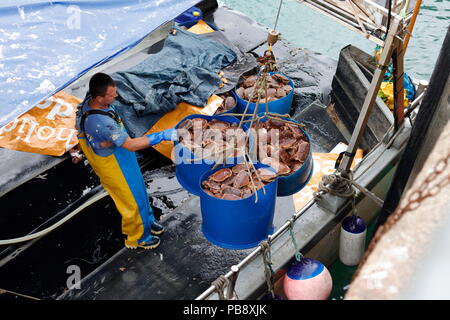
0;0;447;301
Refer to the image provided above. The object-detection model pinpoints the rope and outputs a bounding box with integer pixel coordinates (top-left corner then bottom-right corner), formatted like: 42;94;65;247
211;275;230;300
0;288;41;300
314;170;384;207
273;0;283;31
288;219;303;262
314;171;354;200
259;240;275;298
0;191;108;246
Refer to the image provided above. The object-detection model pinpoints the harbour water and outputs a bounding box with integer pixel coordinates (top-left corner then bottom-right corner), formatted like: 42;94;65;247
220;0;449;81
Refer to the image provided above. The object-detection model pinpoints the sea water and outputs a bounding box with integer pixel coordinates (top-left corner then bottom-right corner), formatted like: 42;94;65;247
220;0;449;81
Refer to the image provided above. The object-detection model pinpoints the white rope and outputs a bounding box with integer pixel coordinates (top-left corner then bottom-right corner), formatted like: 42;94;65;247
0;191;108;246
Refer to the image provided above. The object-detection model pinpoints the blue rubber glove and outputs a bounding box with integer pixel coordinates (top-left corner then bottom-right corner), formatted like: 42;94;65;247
146;128;178;146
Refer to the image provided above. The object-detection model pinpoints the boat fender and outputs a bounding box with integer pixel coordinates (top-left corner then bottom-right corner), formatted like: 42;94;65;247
283;258;332;300
339;215;366;266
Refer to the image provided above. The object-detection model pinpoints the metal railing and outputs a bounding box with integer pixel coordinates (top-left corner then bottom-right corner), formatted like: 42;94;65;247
195;197;317;300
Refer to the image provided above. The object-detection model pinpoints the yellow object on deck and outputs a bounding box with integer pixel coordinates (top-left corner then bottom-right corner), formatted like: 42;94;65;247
379;82;410;111
187;19;215;34
145;95;223;160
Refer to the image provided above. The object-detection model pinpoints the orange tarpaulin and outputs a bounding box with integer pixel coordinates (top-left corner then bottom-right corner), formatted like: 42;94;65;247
0;91;81;156
187;19;215;34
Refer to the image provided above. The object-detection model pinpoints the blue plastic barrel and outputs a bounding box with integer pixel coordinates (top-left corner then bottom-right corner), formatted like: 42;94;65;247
235;72;295;116
174;114;243;196
199;162;278;249
247;114;313;197
174;6;203;24
177;20;218;32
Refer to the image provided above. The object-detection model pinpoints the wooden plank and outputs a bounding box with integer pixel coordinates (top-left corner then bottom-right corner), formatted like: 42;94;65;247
338;17;402;171
393;37;405;130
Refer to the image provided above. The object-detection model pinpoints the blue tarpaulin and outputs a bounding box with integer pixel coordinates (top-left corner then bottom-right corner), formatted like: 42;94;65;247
0;0;198;129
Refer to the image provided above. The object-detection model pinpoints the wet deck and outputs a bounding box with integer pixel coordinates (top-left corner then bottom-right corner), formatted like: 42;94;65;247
0;4;344;301
58;4;344;300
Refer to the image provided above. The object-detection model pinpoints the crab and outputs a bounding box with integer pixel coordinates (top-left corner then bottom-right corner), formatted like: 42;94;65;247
179;117;247;162
233;170;250;189
256;168;277;182
261;157;291;176
210;168;233;182
236;73;293;103
202;163;277;200
215;91;236;114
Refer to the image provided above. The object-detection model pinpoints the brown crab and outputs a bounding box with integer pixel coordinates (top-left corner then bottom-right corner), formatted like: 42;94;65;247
252;118;310;175
215;91;237;114
235;73;292;103
179;117;247;161
202;163;276;200
210;168;233;182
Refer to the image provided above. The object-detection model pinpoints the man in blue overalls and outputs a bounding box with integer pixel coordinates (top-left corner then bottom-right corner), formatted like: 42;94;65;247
76;73;177;250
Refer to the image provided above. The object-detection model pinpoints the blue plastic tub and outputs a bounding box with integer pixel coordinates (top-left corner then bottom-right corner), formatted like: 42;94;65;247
177;19;218;32
174;114;244;196
174;6;203;24
215;90;238;115
246;114;314;197
235;72;294;116
199;162;278;249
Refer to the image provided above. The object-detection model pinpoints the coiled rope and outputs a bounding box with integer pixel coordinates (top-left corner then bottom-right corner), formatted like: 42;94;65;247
211;275;230;300
259;240;275;298
314;170;384;207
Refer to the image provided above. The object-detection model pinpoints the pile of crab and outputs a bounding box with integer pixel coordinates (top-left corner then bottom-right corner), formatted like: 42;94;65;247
235;73;293;103
177;117;247;161
214;91;236;114
250;117;310;176
201;163;277;200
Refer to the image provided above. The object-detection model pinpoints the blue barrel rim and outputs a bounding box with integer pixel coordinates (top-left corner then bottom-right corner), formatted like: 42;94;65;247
198;161;278;202
174;113;248;196
276;158;314;197
246;113;314;196
174;113;250;162
234;71;295;116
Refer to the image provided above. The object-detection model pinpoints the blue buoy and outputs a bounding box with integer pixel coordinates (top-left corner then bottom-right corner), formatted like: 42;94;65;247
283;258;332;300
339;215;367;266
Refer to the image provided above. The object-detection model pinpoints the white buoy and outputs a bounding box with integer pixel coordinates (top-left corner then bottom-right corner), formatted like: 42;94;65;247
339;215;366;266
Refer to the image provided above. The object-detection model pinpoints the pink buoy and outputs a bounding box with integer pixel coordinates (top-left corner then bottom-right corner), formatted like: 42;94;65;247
283;258;332;300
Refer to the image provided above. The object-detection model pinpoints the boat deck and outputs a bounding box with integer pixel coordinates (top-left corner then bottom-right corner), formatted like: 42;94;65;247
1;2;389;301
58;5;343;300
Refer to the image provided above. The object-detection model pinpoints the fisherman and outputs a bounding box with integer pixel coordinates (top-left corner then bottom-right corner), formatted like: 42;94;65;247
76;72;177;250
